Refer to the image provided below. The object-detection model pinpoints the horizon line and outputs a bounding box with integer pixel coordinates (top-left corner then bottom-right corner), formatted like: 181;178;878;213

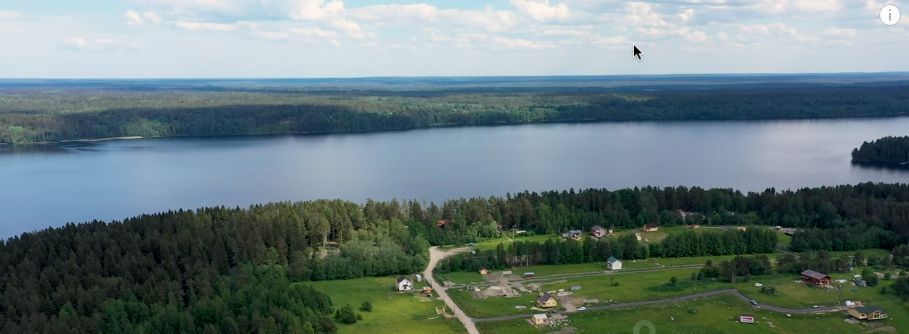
1;71;909;81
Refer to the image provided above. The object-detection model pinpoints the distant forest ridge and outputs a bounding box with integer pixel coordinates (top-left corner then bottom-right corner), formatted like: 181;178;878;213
1;74;909;144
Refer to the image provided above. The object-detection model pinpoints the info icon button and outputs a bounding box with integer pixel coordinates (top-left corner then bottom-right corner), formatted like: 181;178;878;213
881;4;901;26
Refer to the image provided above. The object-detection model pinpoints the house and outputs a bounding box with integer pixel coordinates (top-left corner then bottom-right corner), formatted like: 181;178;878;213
536;293;557;308
436;220;450;228
848;306;888;321
531;313;549;325
562;230;583;240
801;270;832;287
415;274;423;282
396;276;413;291
479;267;489;275
607;256;623;270
739;315;755;324
643;224;659;232
523;272;535;279
591;225;608;238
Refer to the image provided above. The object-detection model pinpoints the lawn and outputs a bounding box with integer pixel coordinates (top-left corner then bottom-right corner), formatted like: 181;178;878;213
477;295;881;334
450;267;735;318
472;234;559;251
305;276;465;334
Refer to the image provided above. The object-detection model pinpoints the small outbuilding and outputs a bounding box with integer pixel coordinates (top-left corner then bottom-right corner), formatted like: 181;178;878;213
591;225;608;238
801;270;831;287
562;230;583;240
523;272;536;279
643;224;660;232
739;315;755;324
396;276;413;292
607;256;623;270
479;267;489;275
536;293;557;308
848;306;888;321
531;313;549;325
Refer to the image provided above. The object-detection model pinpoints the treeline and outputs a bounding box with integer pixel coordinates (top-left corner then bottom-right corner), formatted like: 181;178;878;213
852;136;909;168
435;235;646;274
3;84;909;144
790;226;898;252
651;228;777;257
0;201;426;333
423;184;909;250
435;229;776;274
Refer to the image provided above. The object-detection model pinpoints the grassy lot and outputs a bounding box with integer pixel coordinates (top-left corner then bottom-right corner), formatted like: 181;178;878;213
305;276;465;334
477;295;883;334
472;234;559;251
450;268;735;318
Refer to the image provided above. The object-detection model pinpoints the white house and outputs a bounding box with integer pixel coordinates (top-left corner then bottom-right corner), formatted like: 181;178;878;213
607;256;623;270
396;276;413;291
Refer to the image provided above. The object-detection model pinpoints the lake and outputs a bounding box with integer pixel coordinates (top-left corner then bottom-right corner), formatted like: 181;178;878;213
2;118;909;238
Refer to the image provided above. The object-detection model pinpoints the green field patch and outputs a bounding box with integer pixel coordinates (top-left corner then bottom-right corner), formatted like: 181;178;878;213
477;295;879;334
306;276;465;334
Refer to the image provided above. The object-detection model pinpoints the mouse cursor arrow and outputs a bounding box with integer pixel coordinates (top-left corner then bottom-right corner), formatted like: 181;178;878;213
633;44;643;61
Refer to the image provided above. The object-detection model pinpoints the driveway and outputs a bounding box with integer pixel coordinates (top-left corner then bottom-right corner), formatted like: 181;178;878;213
424;246;480;334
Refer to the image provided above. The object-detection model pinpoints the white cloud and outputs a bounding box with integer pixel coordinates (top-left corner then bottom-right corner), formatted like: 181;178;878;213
510;0;569;22
125;10;162;26
348;4;518;32
174;21;240;32
62;37;142;51
736;22;817;43
754;0;844;13
0;10;23;20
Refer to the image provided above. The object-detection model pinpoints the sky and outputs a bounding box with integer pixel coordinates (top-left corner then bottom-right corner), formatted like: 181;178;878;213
0;0;906;78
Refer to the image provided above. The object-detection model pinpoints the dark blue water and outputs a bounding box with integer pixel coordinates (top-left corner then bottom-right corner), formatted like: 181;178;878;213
2;118;909;238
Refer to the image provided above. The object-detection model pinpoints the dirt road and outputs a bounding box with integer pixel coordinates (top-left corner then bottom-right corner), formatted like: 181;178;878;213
424;246;479;334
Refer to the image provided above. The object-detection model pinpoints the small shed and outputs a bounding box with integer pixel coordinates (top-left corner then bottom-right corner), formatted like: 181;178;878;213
848;306;888;320
531;313;549;325
591;225;608;238
739;315;755;324
562;230;583;240
479;267;489;275
536;293;557;308
607;256;623;270
801;270;831;287
643;224;660;232
523;272;536;279
396;276;413;292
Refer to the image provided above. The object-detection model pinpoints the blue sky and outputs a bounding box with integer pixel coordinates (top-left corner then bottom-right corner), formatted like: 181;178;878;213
0;0;906;78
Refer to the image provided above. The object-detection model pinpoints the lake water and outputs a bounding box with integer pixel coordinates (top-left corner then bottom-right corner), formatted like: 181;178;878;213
2;118;909;238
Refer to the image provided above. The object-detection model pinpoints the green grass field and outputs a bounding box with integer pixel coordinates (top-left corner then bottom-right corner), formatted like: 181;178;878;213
477;295;883;334
305;276;465;334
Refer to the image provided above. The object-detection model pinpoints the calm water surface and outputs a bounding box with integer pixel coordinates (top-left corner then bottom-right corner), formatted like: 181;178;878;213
2;118;909;237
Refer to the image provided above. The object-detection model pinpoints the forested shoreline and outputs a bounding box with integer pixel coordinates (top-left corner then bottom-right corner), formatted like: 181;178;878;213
852;136;909;168
3;183;909;332
2;83;909;144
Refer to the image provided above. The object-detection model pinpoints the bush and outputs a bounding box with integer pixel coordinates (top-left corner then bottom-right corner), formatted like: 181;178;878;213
335;304;359;324
360;301;373;312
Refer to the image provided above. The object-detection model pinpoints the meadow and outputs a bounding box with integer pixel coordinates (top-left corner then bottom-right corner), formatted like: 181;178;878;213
306;276;466;334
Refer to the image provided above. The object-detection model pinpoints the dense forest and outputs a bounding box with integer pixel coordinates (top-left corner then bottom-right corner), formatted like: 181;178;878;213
4;183;909;332
852;136;909;168
434;228;778;274
2;82;908;144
